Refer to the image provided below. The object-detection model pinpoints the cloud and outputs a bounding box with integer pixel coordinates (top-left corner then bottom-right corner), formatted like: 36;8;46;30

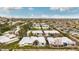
28;14;79;18
1;14;79;18
29;14;51;18
2;7;22;10
29;14;49;18
28;7;33;10
40;15;50;18
0;7;22;13
49;7;71;12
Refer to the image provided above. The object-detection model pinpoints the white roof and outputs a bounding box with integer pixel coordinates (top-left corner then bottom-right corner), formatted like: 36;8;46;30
19;37;34;45
27;30;43;34
27;30;60;34
36;37;46;43
70;31;79;35
54;37;76;44
47;37;55;44
19;36;76;46
32;31;43;33
33;23;40;26
0;34;18;43
33;23;49;28
44;30;60;34
47;37;76;45
0;36;11;43
4;34;16;38
19;37;46;46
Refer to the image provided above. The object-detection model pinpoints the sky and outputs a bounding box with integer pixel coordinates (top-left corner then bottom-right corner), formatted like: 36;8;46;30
0;7;79;18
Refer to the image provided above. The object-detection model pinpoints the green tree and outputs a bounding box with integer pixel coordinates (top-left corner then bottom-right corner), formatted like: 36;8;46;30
29;31;33;36
33;40;39;46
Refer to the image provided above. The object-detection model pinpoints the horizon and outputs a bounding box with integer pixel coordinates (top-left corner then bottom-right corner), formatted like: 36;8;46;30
0;7;79;18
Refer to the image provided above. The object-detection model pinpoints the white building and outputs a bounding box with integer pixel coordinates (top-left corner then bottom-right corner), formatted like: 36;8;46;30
0;36;10;44
47;37;55;45
19;36;76;47
32;23;49;29
41;23;49;29
19;37;46;47
47;37;76;46
69;31;79;36
0;35;19;44
27;30;60;36
0;32;19;44
27;30;43;36
32;23;41;29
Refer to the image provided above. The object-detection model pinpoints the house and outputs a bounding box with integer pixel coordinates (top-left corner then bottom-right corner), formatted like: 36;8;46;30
41;23;49;29
32;23;41;29
0;36;10;44
27;30;43;36
34;37;46;46
19;37;46;47
69;31;79;36
47;37;76;46
18;37;34;46
46;37;55;47
19;36;76;47
4;34;16;39
32;23;49;29
44;30;60;36
0;36;18;44
0;34;19;44
27;30;60;36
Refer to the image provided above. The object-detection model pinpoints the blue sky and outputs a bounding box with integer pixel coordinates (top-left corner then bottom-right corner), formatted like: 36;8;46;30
0;7;79;18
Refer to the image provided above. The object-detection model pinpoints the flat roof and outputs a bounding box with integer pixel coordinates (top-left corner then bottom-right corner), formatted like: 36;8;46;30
47;37;76;45
27;30;60;34
19;37;46;45
0;36;10;43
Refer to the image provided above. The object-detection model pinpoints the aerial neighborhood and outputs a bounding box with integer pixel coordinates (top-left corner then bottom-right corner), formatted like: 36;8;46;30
0;17;79;50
